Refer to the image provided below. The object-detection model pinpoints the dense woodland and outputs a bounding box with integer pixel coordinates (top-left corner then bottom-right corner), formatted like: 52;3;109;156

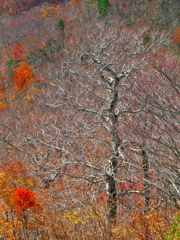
0;0;69;14
0;0;180;239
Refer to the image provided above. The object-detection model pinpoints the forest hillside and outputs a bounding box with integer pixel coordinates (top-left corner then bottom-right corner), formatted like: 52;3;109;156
0;0;69;14
0;0;180;239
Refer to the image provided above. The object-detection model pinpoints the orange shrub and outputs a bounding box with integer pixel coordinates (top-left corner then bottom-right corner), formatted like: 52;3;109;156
12;188;39;213
12;62;35;90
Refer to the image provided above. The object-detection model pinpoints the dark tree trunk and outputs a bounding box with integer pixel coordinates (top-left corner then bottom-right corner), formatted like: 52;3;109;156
142;148;150;213
105;69;124;225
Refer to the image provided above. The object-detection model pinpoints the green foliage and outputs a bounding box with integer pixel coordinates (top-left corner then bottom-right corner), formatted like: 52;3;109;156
97;0;109;17
27;38;62;65
166;212;180;240
57;19;64;31
5;58;17;77
86;0;96;3
5;58;15;67
46;39;61;60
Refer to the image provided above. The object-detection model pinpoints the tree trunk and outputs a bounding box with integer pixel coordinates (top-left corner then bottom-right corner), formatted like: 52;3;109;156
142;148;150;213
142;148;151;240
106;154;118;224
105;69;124;225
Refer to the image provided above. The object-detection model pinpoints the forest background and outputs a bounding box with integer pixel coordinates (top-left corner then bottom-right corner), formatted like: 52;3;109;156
0;0;180;239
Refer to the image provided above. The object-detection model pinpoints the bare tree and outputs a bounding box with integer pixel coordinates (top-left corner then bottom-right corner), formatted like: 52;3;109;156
2;13;179;230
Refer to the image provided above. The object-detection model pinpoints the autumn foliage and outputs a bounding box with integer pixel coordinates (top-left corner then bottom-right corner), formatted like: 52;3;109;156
172;27;180;47
12;188;38;213
0;90;7;110
12;62;35;90
0;0;68;14
0;42;46;111
10;43;34;91
12;43;28;61
0;0;180;239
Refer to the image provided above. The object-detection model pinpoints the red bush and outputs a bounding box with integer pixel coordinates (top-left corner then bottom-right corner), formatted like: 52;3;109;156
12;188;37;213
